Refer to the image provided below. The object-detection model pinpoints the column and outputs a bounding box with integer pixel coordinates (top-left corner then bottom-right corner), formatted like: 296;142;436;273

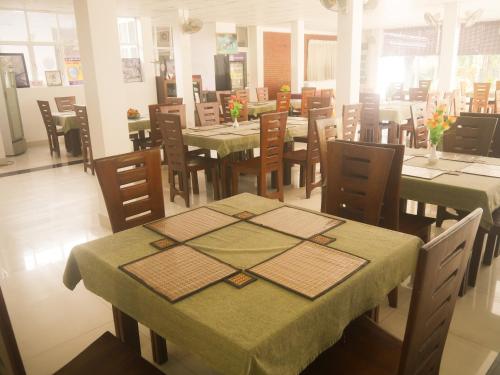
247;25;264;102
291;20;305;93
437;2;460;93
336;0;364;124
172;9;195;127
73;0;131;158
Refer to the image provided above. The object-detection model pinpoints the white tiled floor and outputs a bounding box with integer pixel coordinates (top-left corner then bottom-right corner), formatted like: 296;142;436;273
1;145;500;375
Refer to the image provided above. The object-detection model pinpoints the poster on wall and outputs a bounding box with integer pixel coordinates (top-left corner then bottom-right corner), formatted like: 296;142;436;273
216;33;238;54
45;70;62;86
64;58;84;85
156;27;171;48
0;53;30;88
122;58;143;83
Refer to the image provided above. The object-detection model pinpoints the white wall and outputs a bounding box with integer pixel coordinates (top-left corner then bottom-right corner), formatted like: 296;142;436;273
191;22;216;91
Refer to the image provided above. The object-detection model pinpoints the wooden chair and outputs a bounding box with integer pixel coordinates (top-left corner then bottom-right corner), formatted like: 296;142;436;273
300;87;317;116
229;112;287;201
409;87;428;102
235;89;249;103
418;79;432;90
37;100;64;157
148;104;184;160
359;93;381;143
443;116;497;156
196;102;220;127
256;87;269;102
399;103;428;148
459;112;500;157
315;117;337;212
276;91;291;113
471;82;491;113
307;96;331;110
324;141;395;225
165;97;183;105
320;88;334;99
390;82;405;100
220;93;249;123
54;96;76;112
284;107;333;198
73;105;94;175
342;104;362;141
302;208;482;375
94;148;167;364
158;113;219;207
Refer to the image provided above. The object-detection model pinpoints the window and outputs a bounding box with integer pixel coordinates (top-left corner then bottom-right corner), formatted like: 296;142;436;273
0;10;79;85
118;17;140;58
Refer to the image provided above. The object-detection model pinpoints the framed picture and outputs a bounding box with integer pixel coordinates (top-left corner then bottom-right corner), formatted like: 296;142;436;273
156;26;171;48
216;33;238;54
45;70;62;86
64;58;84;85
122;58;143;83
0;53;29;88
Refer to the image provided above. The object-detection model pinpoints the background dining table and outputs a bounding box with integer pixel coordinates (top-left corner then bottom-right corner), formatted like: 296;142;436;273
63;193;422;375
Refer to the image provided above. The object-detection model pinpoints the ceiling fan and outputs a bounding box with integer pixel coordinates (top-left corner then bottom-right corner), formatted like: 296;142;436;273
320;0;378;14
424;8;483;29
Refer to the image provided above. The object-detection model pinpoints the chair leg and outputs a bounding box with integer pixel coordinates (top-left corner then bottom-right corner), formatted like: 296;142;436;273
277;168;284;202
483;232;496;266
211;166;220;200
436;205;447;227
168;170;175;202
191;170;199;194
299;165;306;187
495;234;500;258
183;172;190;207
388;287;398;308
150;331;168;364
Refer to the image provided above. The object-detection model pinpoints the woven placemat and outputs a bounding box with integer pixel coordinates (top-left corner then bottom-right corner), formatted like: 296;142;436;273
249;242;368;300
460;163;500;178
121;245;238;303
145;207;239;242
249;206;344;239
402;165;445;180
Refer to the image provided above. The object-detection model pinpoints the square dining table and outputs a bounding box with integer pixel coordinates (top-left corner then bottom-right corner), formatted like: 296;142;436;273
63;193;421;375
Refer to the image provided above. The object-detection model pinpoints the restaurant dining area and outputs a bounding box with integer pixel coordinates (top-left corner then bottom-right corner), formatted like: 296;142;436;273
2;0;500;374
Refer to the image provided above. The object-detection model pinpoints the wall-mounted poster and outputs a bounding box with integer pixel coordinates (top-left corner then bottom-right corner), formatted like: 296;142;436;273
64;58;84;85
0;53;30;88
216;33;238;54
122;58;143;83
45;70;62;86
156;26;171;48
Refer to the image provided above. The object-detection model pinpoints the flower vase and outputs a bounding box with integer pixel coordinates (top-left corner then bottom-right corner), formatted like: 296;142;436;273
232;118;239;128
428;144;439;164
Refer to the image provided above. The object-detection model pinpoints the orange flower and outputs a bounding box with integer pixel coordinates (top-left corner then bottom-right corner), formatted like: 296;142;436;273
433;113;440;120
448;116;457;124
230;95;236;100
443;122;450;130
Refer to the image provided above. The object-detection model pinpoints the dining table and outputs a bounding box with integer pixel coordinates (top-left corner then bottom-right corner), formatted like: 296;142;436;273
63;193;422;375
401;148;500;288
247;99;302;117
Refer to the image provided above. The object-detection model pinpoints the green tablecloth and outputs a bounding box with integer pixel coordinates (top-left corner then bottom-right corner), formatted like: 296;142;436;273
63;193;421;375
52;112;151;134
379;100;424;124
183;119;309;158
248;101;276;117
402;149;500;230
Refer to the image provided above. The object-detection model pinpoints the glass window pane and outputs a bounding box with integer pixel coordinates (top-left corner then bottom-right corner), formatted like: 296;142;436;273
0;10;28;41
33;45;57;83
27;12;58;42
0;45;33;81
58;14;77;44
117;17;137;44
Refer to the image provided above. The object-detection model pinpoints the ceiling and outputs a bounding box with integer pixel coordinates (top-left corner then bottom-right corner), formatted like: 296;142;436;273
1;0;500;32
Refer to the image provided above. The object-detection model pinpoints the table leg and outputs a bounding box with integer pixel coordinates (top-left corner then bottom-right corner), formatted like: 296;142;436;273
112;305;140;354
468;227;486;287
150;331;168;364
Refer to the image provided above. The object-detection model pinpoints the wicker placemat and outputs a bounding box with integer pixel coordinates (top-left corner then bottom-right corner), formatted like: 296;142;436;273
402;165;445;180
145;207;239;242
249;206;344;239
248;242;368;300
121;245;238;303
460;163;500;178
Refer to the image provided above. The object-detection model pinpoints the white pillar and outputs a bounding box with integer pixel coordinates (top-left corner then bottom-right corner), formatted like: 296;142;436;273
336;0;363;119
248;25;264;102
172;9;195;127
437;2;460;93
73;0;130;158
291;20;305;93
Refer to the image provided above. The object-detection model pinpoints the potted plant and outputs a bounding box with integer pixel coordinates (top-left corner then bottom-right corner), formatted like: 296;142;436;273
279;84;291;92
426;104;456;164
229;95;245;128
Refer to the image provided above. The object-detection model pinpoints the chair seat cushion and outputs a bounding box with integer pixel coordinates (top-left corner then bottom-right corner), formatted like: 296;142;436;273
54;332;163;375
283;149;307;162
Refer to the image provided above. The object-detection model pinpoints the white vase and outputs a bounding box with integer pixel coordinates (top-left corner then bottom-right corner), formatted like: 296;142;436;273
428;144;439;164
232;118;239;128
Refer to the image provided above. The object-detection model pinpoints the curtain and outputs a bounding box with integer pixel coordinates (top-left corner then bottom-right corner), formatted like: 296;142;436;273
307;39;336;81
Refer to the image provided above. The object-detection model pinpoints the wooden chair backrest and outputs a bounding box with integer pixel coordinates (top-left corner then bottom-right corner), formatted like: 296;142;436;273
307;107;333;169
398;209;482;375
410;102;428;149
300;87;317;116
165;97;183;105
259;112;287;192
196;102;220;127
276;91;291;113
409;87;428;102
443;116;497;156
54;96;76;112
325;141;395;225
471;82;491;113
459;112;500;158
391;82;405;100
342;104;362;141
73;105;94;170
307;96;331;110
157;113;187;174
315;117;337;181
320;89;333;98
235;89;249;102
359;93;380;143
220;93;249;123
256;87;269;102
148;104;186;149
216;90;231;107
0;286;25;375
418;80;432;90
94;149;165;233
37;100;58;136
